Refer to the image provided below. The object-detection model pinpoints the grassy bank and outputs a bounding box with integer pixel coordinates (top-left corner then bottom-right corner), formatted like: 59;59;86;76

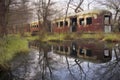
42;32;120;42
0;35;29;69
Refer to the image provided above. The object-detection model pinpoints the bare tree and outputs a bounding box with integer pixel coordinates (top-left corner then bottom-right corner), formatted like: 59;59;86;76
68;0;84;13
33;0;56;33
87;0;95;10
0;0;11;36
9;0;32;35
97;0;120;22
0;0;32;37
9;0;32;24
74;0;84;13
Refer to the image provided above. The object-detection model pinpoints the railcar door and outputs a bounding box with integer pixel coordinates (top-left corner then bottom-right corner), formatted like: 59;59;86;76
70;17;77;32
104;15;111;33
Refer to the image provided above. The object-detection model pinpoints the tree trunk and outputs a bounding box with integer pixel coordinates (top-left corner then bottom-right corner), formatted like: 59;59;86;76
114;10;119;22
0;0;9;37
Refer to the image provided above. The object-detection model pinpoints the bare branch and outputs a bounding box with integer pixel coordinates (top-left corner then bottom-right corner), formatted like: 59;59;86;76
97;0;120;22
74;0;84;13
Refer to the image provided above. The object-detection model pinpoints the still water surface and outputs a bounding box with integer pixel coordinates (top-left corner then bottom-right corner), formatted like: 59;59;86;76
11;40;120;80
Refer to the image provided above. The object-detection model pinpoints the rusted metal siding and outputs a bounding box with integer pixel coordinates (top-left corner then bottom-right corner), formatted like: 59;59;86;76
53;26;70;33
30;21;41;33
77;15;104;32
52;9;112;33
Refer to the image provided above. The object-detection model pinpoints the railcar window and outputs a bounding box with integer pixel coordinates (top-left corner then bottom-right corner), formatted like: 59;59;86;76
86;17;92;25
79;18;84;25
32;25;35;27
35;25;37;27
36;25;38;28
34;25;35;27
56;22;58;27
60;21;63;27
64;21;68;26
60;46;64;51
104;15;110;25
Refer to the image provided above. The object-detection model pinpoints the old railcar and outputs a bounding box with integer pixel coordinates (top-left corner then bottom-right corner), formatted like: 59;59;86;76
52;9;112;33
30;21;42;35
52;17;70;33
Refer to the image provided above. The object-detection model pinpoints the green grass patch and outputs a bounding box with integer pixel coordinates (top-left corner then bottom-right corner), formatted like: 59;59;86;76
0;36;29;68
42;33;66;41
39;32;120;42
80;33;104;40
41;32;105;41
103;33;120;42
25;36;39;41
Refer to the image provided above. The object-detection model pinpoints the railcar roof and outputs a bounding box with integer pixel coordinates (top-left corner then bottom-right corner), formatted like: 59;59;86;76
71;9;111;16
30;20;43;25
52;9;111;22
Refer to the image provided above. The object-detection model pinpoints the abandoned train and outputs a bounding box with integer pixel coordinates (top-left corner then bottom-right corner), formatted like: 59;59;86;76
8;9;112;35
52;9;112;33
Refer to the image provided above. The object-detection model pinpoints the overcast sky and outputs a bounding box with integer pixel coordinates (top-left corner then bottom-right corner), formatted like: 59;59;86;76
31;0;108;22
53;0;107;14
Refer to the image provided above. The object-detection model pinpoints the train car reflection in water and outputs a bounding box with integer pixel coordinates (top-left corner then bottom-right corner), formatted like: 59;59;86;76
53;41;111;62
70;42;78;56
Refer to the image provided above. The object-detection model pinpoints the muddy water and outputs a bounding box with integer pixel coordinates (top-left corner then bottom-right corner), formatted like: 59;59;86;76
11;40;120;80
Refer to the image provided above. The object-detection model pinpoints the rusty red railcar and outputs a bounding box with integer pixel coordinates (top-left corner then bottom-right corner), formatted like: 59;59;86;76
30;21;42;35
52;9;112;33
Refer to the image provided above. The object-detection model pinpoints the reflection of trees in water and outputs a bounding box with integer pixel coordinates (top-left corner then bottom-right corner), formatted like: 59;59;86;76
93;48;120;80
65;55;78;80
11;42;120;80
74;59;87;80
38;47;88;80
93;59;120;80
41;51;53;80
11;50;120;80
36;45;53;80
46;50;119;80
11;53;30;80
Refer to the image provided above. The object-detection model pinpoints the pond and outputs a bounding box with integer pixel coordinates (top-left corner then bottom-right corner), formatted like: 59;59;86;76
10;40;120;80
